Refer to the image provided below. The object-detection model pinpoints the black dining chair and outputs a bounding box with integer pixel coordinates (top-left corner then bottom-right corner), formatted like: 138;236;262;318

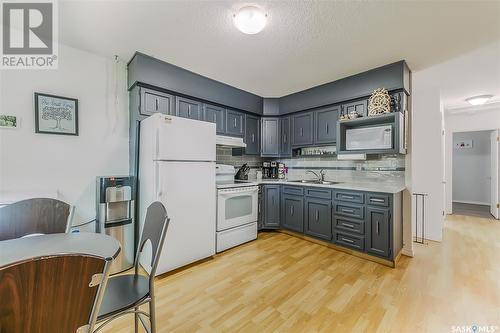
94;201;170;333
0;253;112;333
0;198;72;241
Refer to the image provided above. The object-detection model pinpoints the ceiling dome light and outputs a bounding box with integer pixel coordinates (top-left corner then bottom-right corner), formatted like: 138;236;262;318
465;94;493;106
234;6;267;34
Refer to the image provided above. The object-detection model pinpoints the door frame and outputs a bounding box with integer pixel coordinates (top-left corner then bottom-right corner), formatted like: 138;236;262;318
445;126;499;219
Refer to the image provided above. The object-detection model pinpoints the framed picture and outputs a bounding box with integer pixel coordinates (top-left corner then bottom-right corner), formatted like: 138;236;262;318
0;115;18;129
35;93;79;135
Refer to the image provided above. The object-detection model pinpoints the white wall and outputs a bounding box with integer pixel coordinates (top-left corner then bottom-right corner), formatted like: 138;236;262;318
411;41;500;241
0;44;129;224
452;131;491;205
410;78;443;241
444;105;500;212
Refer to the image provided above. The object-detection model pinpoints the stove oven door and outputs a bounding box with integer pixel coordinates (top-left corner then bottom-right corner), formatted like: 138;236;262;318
217;186;258;231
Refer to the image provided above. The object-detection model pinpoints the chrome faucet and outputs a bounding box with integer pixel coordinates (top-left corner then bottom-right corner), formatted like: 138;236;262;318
306;169;326;182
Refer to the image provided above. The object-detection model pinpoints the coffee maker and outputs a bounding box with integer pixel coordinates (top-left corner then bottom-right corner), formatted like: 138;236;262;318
262;162;271;179
270;162;278;179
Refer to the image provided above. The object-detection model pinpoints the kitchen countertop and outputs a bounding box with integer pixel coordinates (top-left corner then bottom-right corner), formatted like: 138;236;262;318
237;179;406;194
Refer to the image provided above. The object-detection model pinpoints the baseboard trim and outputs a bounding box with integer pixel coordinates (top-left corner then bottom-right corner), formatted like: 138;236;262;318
401;247;414;257
453;200;490;206
276;229;396;268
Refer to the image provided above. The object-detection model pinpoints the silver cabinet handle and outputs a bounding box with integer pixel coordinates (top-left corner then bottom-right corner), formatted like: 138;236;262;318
341;195;354;200
342;222;355;228
252;134;255;143
283;134;287;143
300;128;303;136
188;105;192;117
342;237;354;244
234;118;237;127
291;206;294;216
342;208;355;214
155;98;159;111
326;123;329;134
376;221;380;235
370;198;385;203
315;210;319;221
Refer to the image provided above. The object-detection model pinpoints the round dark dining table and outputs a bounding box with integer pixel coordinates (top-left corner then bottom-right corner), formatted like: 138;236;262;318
0;232;121;267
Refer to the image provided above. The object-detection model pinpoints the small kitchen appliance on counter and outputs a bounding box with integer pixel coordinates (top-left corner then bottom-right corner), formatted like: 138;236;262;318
262;161;271;179
270;161;278;179
278;163;287;179
96;176;135;274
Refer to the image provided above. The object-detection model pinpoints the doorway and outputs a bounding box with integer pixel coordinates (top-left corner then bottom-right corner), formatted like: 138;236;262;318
451;130;499;219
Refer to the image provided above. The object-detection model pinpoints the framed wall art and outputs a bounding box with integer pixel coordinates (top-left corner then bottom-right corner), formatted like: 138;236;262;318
35;93;79;135
0;115;18;129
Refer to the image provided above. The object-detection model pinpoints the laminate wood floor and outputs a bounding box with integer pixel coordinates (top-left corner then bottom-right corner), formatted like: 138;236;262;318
101;214;500;333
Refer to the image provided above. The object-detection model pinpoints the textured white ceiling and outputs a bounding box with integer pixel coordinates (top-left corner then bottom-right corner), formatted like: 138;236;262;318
59;1;500;98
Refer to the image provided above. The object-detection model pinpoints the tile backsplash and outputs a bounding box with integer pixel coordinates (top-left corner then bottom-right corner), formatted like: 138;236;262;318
216;147;406;183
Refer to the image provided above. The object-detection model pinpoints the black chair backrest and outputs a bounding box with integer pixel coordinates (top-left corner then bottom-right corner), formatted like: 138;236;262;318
135;201;170;278
0;254;111;333
0;198;71;241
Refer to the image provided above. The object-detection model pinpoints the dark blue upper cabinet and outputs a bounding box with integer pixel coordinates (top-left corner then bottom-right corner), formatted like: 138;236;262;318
203;103;225;134
341;99;368;118
244;114;260;155
261;118;280;156
176;97;202;120
291;112;313;147
280;117;291;157
226;109;244;136
314;106;339;144
140;88;174;116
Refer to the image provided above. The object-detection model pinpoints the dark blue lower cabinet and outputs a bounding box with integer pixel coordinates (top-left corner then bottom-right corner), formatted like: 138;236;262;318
366;207;390;258
281;195;304;233
263;185;280;229
333;231;365;251
304;198;332;241
259;184;397;262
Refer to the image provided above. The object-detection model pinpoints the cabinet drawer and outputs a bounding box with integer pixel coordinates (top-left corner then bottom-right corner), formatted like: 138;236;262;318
334;203;364;219
305;188;332;200
282;186;304;196
334;216;364;235
366;193;390;207
333;231;364;251
333;190;364;204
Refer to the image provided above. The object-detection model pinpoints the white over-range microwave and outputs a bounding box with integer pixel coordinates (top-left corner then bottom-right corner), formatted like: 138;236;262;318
345;113;405;153
346;125;393;150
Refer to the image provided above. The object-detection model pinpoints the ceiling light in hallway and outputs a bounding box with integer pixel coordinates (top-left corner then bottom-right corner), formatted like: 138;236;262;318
465;95;493;105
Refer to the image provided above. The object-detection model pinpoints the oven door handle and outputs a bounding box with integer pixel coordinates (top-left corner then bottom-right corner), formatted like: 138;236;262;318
218;187;259;196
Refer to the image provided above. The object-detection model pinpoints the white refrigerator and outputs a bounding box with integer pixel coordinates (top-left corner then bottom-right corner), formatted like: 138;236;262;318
138;113;216;275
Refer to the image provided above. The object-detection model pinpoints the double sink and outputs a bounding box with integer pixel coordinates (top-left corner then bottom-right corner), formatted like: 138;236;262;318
289;180;341;185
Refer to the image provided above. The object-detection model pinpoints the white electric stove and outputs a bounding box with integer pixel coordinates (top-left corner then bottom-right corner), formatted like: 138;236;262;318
215;164;258;252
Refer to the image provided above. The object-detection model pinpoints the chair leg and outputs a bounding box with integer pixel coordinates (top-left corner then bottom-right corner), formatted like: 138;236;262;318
149;298;157;333
134;306;139;333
